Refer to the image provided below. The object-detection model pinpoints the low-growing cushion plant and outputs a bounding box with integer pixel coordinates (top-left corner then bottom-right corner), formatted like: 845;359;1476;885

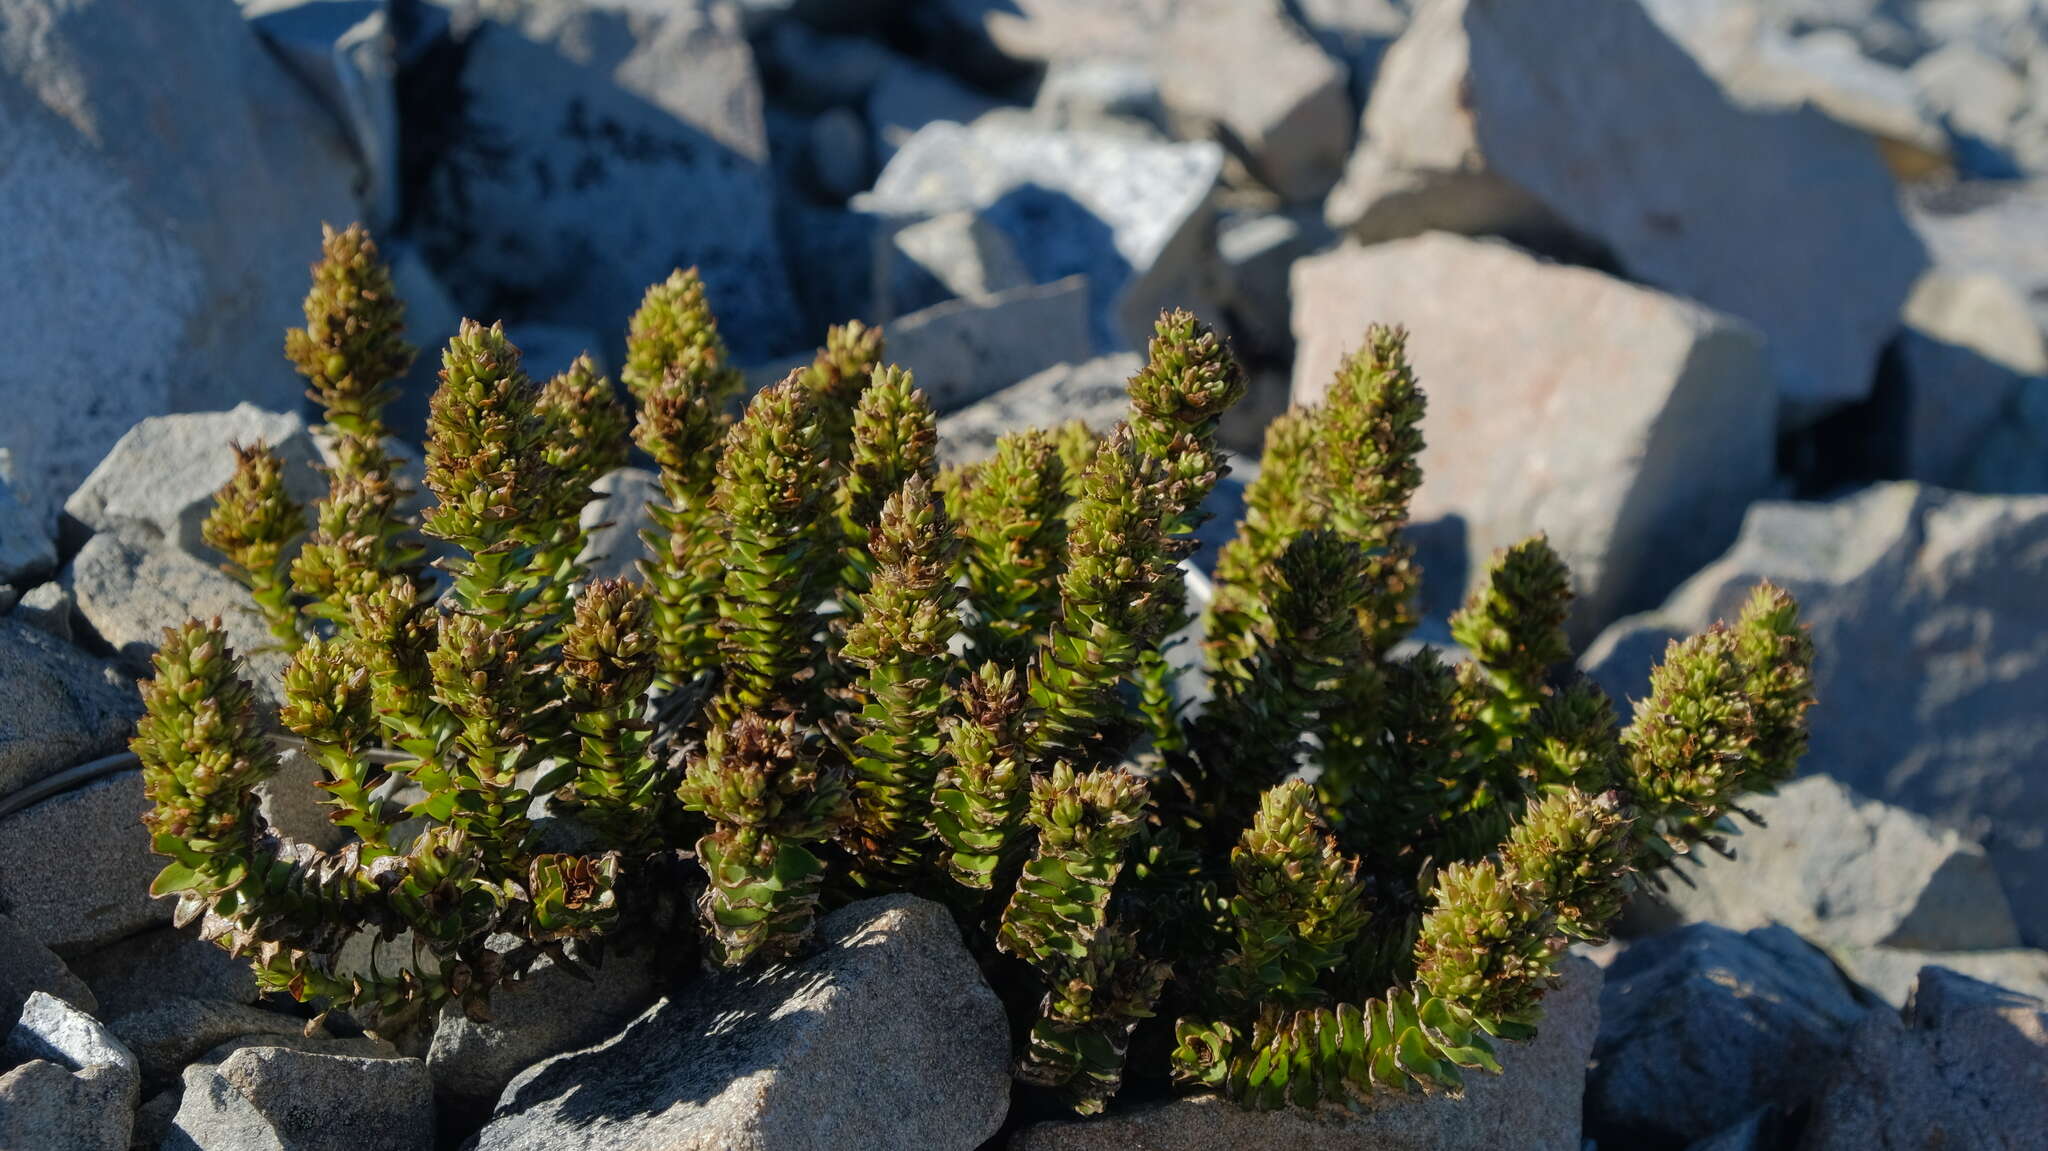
132;223;1815;1114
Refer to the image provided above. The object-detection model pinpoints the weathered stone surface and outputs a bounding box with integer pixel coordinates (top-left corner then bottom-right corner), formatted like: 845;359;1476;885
867;60;1003;165
1010;955;1602;1151
11;581;76;643
1328;0;1926;408
880;210;1034;319
166;1045;432;1151
427;943;663;1112
1895;270;2048;487
1586;924;1870;1147
1582;483;2048;946
0;618;140;801
1909;180;2048;333
0;912;95;1031
1156;0;1352;202
0;991;139;1151
62;404;325;559
0;475;54;586
245;0;401;227
0;0;358;525
476;894;1008;1151
1211;207;1329;359
254;746;352;854
858;119;1223;349
886;277;1096;412
1294;0;1408;106
579;467;660;583
0;770;166;952
1801;966;2048;1149
407;0;798;363
1834;944;2048;1009
1033;56;1166;136
66;927;258;1022
1654;775;2022;952
937;354;1142;466
110;997;318;1087
1292;233;1776;639
65;532;288;693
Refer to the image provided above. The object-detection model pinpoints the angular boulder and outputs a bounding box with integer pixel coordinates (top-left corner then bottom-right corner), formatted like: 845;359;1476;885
1291;233;1776;640
0;0;358;524
166;1045;432;1151
0;770;166;952
65;531;288;692
1894;270;2048;487
1585;924;1871;1147
110;997;322;1087
1582;483;2048;946
406;0;798;363
1831;944;2048;1010
64;927;258;1023
858;118;1223;350
0;991;139;1151
884;277;1096;411
1011;954;1602;1151
0;912;96;1030
1326;0;1925;409
938;353;1143;466
1653;775;2022;952
62;403;325;557
0;475;54;586
1908;180;2048;333
1801;967;2048;1149
0;618;140;802
475;894;1009;1151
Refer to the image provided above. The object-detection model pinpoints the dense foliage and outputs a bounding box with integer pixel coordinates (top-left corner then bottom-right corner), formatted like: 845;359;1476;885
133;223;1814;1114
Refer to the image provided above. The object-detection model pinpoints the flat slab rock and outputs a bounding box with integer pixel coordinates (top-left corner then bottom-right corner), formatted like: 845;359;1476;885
475;894;1009;1151
1010;954;1601;1151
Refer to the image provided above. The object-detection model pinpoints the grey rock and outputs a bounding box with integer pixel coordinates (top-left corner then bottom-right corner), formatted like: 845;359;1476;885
1833;944;2048;1009
427;943;663;1111
110;997;317;1087
880;211;1034;319
1010;954;1602;1151
806;106;870;201
0;770;166;951
916;0;1170;73
858;118;1223;350
1586;924;1870;1146
1033;56;1167;136
1293;0;1409;106
0;618;141;802
1654;775;2022;952
1801;966;2048;1149
579;467;660;583
0;992;138;1150
1895;270;2048;487
1291;233;1776;641
1912;41;2028;162
65;532;288;694
166;1045;432;1151
0;475;54;586
0;0;359;526
1157;0;1352;202
476;894;1008;1151
384;241;467;445
0;913;95;1030
1581;483;2048;946
255;746;351;854
409;0;797;364
66;928;258;1022
886;277;1096;412
1684;1108;1778;1151
12;581;77;643
247;1;401;227
62;404;325;559
1328;0;1925;410
1211;207;1330;358
937;353;1142;466
867;60;1004;166
1907;180;2048;333
758;23;895;111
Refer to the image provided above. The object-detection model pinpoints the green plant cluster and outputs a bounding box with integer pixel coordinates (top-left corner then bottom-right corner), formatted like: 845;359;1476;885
134;224;1814;1115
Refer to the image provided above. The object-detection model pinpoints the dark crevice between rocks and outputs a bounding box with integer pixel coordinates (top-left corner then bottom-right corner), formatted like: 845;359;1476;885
1778;337;1910;500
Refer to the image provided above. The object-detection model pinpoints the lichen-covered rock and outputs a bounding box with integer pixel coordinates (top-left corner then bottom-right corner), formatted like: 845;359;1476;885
1586;924;1871;1147
1584;483;2048;946
1801;967;2048;1149
1326;0;1925;409
0;770;166;951
474;895;1009;1151
165;1045;432;1151
1292;232;1775;640
1009;954;1602;1151
0;0;359;526
1653;775;2022;952
0;991;139;1151
0;618;141;802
